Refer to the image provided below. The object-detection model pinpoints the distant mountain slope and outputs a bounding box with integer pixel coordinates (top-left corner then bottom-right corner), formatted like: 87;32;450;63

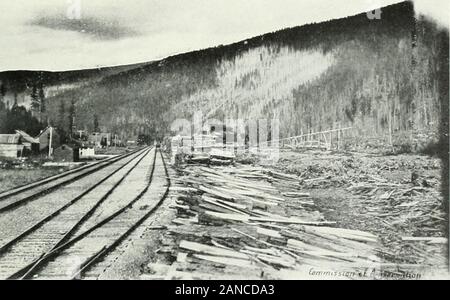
1;1;448;151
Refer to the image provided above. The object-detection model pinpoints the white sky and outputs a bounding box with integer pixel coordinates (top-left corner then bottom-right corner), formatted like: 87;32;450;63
0;0;447;71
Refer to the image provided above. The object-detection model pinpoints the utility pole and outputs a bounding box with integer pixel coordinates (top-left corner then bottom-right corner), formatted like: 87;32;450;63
48;126;53;157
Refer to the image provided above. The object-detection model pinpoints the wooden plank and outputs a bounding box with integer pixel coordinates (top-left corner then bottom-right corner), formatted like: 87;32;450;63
251;253;296;268
301;226;377;242
202;185;279;207
282;192;311;198
281;230;357;254
243;246;279;256
402;237;447;244
204;211;250;223
287;240;366;260
199;185;236;201
171;217;198;226
215;198;249;210
193;254;256;268
257;227;284;239
201;195;249;216
179;240;249;259
170;187;198;193
249;216;336;226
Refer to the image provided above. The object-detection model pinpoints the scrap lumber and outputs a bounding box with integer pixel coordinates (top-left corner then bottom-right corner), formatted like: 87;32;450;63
401;237;447;244
283;192;311;198
257;227;283;239
166;161;381;275
249;217;335;226
179;240;249;260
201;195;250;216
300;226;378;243
288;239;358;258
203;211;250;223
192;254;256;268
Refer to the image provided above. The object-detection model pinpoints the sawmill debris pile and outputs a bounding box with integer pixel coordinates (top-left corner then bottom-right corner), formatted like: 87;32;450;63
274;151;441;189
150;164;385;279
272;151;446;268
140;149;446;279
346;179;446;266
348;182;445;233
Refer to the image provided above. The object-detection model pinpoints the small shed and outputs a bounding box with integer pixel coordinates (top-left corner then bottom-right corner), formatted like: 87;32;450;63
0;134;24;158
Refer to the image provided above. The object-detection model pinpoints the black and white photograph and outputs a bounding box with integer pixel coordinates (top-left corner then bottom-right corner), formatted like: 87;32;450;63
0;0;448;282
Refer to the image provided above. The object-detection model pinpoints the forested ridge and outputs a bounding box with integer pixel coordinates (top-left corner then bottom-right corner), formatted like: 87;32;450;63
0;1;448;152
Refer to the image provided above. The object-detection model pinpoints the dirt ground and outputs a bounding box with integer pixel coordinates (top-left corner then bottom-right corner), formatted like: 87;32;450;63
0;168;67;193
0;148;131;193
273;150;447;269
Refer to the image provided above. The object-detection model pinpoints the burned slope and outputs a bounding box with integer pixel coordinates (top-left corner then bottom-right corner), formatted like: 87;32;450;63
1;1;448;151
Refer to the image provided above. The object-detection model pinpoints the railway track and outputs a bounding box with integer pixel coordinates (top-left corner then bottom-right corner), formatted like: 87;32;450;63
0;147;146;213
0;147;153;279
0;148;171;280
0;147;151;246
22;150;169;280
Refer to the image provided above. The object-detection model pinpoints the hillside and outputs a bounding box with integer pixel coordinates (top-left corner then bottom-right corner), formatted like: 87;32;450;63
0;1;448;152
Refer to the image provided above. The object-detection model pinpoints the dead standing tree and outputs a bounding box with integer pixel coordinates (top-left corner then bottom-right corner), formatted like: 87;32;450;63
376;74;395;152
30;83;41;122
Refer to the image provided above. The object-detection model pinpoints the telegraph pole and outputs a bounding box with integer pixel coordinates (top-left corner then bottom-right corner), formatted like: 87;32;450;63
48;126;53;157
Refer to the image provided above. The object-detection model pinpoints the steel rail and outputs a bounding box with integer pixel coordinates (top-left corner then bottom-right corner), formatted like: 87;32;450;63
70;150;171;280
0;148;145;213
0;147;151;260
9;149;160;280
0;148;144;200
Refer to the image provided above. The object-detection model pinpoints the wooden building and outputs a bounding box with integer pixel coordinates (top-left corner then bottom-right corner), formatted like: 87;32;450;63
15;130;40;154
0;134;24;158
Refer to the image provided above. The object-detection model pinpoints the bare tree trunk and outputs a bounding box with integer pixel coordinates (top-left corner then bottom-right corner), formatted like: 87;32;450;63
382;76;394;152
389;103;393;151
